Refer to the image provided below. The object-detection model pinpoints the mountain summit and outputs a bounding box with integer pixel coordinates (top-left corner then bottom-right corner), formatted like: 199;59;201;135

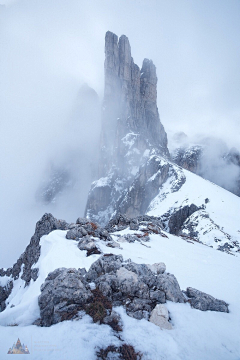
85;31;169;224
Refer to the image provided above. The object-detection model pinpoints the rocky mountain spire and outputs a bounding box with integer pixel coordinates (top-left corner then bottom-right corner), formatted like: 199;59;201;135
99;31;169;177
85;31;169;224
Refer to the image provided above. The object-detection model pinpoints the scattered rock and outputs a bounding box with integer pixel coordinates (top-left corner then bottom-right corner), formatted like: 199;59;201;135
149;304;172;330
185;287;229;312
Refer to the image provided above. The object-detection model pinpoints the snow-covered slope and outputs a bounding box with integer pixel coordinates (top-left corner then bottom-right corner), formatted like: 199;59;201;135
147;161;240;252
0;228;240;359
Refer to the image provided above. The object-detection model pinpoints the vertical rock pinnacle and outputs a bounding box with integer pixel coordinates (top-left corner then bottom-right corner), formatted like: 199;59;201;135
85;31;169;224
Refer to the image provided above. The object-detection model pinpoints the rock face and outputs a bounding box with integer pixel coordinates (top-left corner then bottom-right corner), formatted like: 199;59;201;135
0;213;68;311
37;268;92;327
172;145;202;173
85;31;169;225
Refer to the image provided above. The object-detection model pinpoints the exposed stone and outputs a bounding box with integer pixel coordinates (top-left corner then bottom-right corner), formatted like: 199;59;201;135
149;304;172;330
85;254;124;282
172;145;202;173
185;287;229;312
85;31;169;225
37;268;92;327
78;236;97;251
116;267;138;283
146;262;166;275
164;204;200;235
0;213;69;312
156;273;185;303
0;281;13;312
34;255;229;327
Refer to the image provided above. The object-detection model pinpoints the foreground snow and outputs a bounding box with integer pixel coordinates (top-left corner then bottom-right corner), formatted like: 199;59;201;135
0;229;240;359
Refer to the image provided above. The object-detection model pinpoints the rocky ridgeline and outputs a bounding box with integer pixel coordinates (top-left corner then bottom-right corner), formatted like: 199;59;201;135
35;254;228;329
0;214;68;312
0;213;229;324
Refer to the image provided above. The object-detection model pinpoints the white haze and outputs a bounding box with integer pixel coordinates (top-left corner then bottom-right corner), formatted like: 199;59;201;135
0;0;240;267
169;132;240;195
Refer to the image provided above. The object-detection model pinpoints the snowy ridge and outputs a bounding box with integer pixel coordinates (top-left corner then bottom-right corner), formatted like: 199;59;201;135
147;162;240;253
0;225;239;359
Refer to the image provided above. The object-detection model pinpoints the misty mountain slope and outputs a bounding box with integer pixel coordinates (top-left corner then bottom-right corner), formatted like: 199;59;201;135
170;135;240;197
147;164;240;252
0;223;239;359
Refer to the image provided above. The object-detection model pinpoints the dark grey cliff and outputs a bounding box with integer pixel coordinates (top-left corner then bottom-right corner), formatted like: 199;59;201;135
85;31;169;224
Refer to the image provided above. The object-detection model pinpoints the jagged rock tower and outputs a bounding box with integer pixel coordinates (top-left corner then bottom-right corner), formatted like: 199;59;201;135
85;31;169;224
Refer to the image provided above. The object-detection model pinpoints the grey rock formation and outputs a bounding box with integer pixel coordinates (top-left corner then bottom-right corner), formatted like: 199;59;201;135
0;213;68;284
185;287;229;312
66;218;112;242
117;156;186;218
35;255;229;327
0;281;13;312
156;273;185;303
165;204;200;235
85;31;169;224
37;268;92;327
0;213;68;312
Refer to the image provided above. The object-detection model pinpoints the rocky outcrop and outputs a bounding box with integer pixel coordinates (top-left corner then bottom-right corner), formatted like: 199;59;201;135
172;142;240;198
185;287;229;312
117;156;186;218
0;213;68;311
172;145;202;173
0;281;13;312
36;268;92;327
85;31;169;224
35;254;229;327
165;204;200;235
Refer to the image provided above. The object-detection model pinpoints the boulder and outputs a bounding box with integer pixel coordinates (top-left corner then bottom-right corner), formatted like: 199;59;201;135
156;273;185;303
186;287;229;312
149;304;172;330
38;268;92;327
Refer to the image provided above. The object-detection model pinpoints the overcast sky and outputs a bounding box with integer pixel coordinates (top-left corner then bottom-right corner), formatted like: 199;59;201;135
0;0;239;266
